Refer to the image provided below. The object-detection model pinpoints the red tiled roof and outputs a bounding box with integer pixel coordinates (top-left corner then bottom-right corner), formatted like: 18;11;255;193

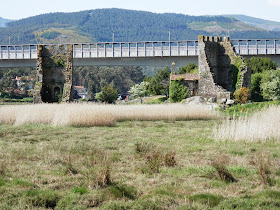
170;74;199;81
14;76;34;81
75;86;84;89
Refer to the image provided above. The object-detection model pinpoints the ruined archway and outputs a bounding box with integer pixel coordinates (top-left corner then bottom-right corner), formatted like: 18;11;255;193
33;45;74;103
54;87;61;102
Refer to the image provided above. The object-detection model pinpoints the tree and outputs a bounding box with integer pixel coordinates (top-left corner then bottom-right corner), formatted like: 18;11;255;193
147;67;170;97
178;63;198;74
0;70;17;97
245;57;276;74
95;85;118;103
73;66;144;94
251;73;264;102
128;81;149;103
243;57;278;102
261;70;280;101
169;78;188;103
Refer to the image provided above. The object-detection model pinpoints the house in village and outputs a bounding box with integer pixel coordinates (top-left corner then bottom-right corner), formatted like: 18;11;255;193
15;76;34;90
74;86;88;99
170;73;199;97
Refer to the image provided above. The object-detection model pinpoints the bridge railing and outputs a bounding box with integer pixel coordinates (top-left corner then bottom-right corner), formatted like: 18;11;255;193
1;39;280;60
232;39;280;55
73;41;198;58
0;45;37;59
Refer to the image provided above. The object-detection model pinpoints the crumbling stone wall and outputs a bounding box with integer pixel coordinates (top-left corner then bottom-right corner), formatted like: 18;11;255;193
198;36;251;100
33;45;74;103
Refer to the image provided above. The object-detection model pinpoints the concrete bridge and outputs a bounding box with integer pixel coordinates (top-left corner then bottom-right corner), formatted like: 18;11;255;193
1;39;280;68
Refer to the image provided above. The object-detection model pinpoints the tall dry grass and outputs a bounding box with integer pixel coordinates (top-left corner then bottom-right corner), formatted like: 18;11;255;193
0;103;216;127
214;106;280;142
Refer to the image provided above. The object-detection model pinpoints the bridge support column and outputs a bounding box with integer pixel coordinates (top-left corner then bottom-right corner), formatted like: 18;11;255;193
33;44;74;103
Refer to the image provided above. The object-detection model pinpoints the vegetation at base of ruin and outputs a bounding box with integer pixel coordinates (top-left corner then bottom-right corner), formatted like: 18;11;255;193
0;110;280;209
224;100;280;117
2;8;280;45
233;87;250;104
169;78;189;103
245;57;278;102
261;70;280;101
231;57;243;90
178;63;199;74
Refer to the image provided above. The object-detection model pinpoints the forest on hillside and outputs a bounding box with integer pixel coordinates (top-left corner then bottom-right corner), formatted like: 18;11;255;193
1;8;280;45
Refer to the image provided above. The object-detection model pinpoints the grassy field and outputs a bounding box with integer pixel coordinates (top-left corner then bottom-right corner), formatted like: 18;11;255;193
0;104;280;209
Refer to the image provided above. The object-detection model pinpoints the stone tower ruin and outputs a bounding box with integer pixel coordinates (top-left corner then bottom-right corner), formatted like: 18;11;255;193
198;36;251;100
33;44;74;103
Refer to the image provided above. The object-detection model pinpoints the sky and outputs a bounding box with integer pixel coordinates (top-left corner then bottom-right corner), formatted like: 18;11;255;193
1;0;280;22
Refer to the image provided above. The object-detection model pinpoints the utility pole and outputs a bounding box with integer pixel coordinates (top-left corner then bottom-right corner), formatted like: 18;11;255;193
8;34;11;45
112;30;115;42
169;29;171;41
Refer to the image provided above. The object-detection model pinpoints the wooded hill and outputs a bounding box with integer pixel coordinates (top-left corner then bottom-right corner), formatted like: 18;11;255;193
1;8;280;45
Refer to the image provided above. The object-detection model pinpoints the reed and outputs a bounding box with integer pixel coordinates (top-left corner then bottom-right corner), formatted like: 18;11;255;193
0;103;216;126
214;106;280;141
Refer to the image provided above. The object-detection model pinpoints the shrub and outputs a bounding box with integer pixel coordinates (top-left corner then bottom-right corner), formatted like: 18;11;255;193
96;165;111;187
211;155;237;183
261;70;280;101
169;78;188;103
234;87;250;104
251;73;264;102
255;152;273;186
64;154;78;175
95;85;118;104
86;154;112;188
135;142;155;155
135;142;177;174
164;151;177;167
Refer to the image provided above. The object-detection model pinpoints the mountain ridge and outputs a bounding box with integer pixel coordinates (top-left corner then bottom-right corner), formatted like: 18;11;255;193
224;14;280;31
0;17;13;27
0;8;280;45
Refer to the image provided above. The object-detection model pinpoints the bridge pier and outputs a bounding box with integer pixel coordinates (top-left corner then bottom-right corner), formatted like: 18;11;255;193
33;44;74;103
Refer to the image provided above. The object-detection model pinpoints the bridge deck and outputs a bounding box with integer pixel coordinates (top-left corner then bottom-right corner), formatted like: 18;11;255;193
0;39;279;61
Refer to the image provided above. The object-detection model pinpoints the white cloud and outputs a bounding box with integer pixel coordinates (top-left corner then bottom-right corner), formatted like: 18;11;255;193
267;0;280;6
